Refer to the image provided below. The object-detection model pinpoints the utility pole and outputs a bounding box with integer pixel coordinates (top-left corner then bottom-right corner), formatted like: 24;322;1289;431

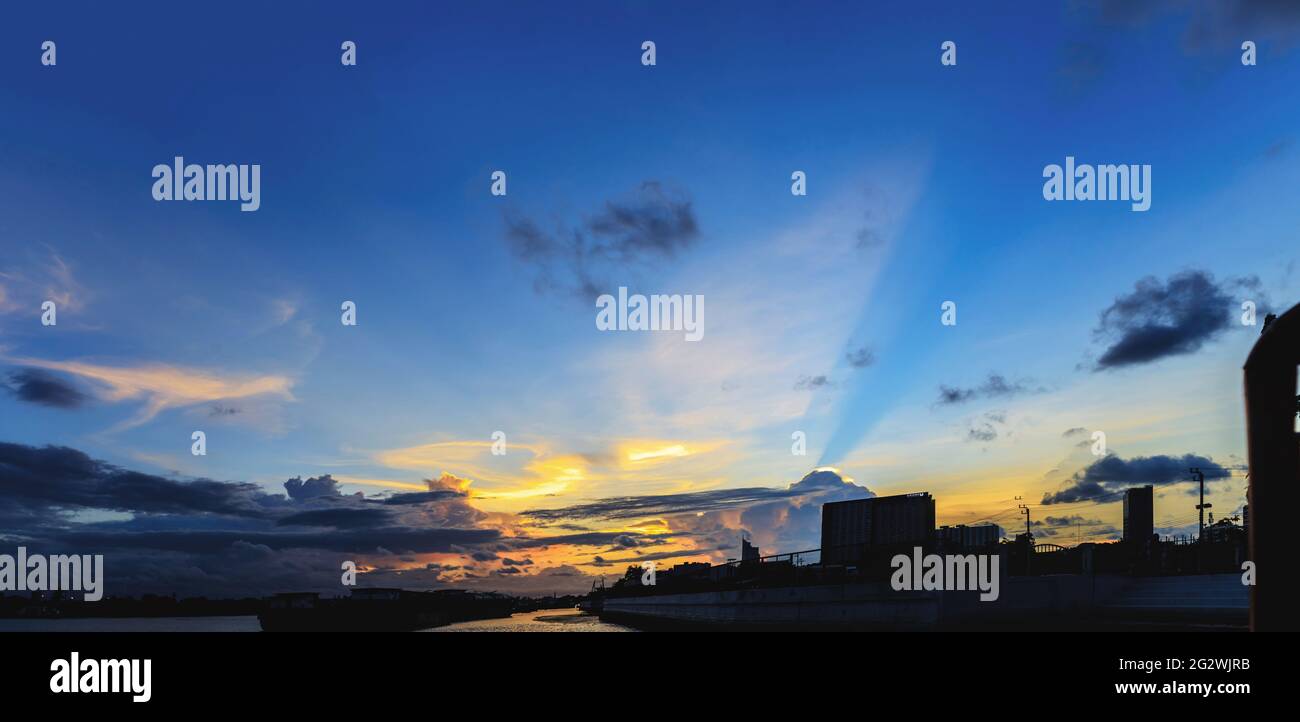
1191;467;1210;542
1018;498;1031;575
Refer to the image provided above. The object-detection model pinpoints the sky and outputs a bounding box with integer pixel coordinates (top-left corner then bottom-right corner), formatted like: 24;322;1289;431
1;0;1298;597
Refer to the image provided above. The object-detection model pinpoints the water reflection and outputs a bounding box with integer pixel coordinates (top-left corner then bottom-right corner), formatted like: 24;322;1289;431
425;609;637;632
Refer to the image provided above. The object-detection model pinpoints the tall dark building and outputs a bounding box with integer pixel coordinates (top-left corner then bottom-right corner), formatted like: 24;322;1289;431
741;538;760;563
1123;485;1154;544
821;493;935;564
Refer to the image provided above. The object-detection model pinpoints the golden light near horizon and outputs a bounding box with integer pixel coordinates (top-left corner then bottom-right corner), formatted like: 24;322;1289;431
334;476;429;492
472;480;572;500
627;444;689;462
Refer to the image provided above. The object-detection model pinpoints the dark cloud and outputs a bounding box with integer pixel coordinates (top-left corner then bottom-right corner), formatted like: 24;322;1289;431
1182;0;1300;52
507;530;681;550
937;373;1039;406
4;368;88;409
794;375;833;391
503;181;699;298
855;228;884;250
0;442;281;518
1041;453;1232;504
966;411;1008;444
1076;1;1300;53
1032;519;1119;539
586;181;699;258
380;489;466;505
845;346;875;369
57;527;500;555
1092;270;1264;370
854;186;894;251
545;523;592;532
283;475;343;501
967;423;998;443
1081;0;1171;29
609;534;652;549
1063;427;1088;438
1040;515;1102;527
0;441;548;596
276;508;394;529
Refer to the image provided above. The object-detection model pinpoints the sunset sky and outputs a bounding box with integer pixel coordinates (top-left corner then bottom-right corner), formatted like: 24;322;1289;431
2;1;1298;596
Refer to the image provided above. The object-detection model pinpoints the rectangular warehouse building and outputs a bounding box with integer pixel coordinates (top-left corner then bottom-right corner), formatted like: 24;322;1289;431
821;493;935;565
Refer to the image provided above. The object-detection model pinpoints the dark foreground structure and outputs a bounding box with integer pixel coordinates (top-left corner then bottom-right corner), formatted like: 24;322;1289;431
597;573;1246;631
589;487;1251;630
1243;301;1300;632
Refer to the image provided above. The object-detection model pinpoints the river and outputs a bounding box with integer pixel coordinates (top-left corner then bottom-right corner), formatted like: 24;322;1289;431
427;609;636;632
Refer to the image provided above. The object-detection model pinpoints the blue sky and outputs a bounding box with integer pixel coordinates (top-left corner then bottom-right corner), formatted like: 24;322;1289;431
1;1;1297;594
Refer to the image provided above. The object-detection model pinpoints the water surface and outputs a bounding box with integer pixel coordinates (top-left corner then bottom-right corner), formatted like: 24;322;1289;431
426;610;636;632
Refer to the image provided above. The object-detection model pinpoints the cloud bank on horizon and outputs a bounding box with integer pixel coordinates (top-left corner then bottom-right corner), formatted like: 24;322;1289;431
0;441;883;596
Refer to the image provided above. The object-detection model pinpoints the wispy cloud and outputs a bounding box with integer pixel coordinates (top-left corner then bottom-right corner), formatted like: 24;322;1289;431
503;181;700;298
845;345;876;369
0;251;89;316
4;356;293;429
937;373;1042;406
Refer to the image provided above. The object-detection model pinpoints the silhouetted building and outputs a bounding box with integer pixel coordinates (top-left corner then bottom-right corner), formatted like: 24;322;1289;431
741;538;760;563
1202;518;1245;544
937;523;1001;549
821;493;935;564
1123;486;1154;545
668;562;711;579
708;564;737;584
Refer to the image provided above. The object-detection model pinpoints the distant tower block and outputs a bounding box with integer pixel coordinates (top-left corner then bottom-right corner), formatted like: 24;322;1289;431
1122;485;1154;545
